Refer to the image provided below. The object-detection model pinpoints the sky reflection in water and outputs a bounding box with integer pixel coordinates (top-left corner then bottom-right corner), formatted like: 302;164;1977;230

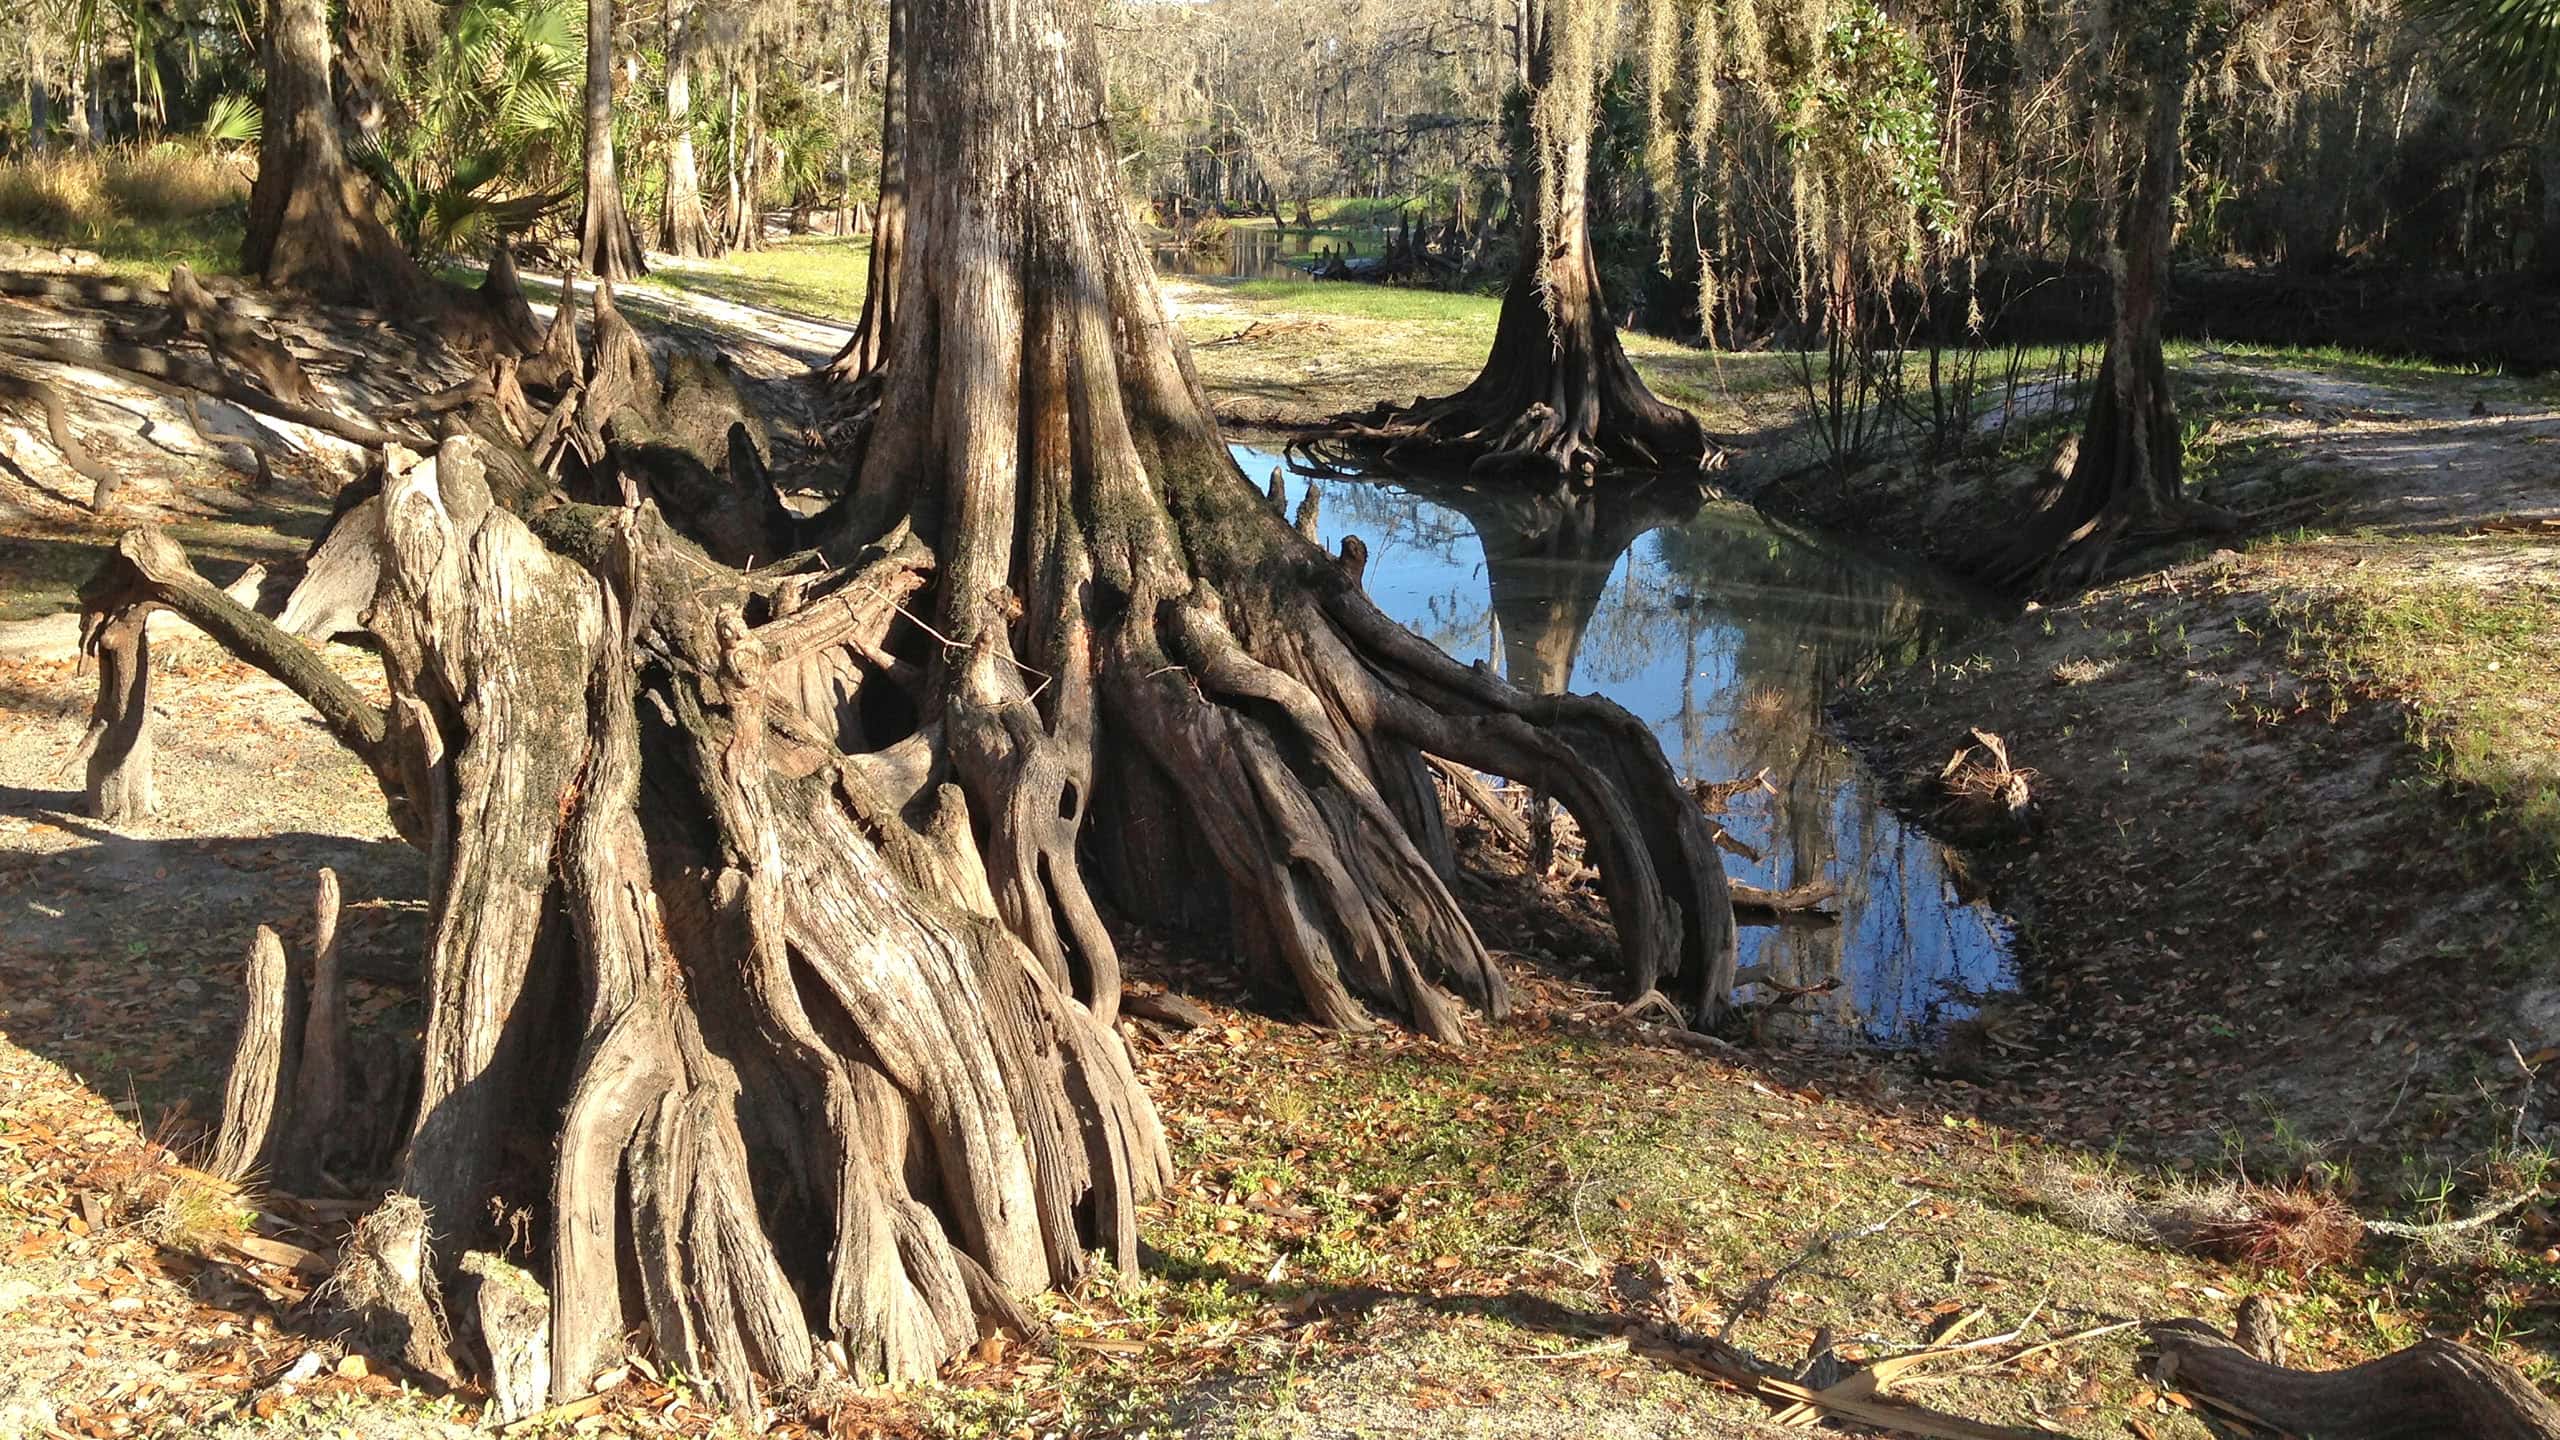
1228;442;2016;1045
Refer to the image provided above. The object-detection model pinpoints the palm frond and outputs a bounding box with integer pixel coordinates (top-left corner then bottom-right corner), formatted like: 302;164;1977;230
2401;0;2560;132
201;93;263;148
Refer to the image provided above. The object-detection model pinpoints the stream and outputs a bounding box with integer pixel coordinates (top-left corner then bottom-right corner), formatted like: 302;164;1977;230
1230;442;2017;1046
1153;225;1339;280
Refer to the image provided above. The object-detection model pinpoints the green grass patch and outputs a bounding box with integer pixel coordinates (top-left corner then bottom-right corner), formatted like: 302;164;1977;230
2305;569;2560;857
639;235;874;324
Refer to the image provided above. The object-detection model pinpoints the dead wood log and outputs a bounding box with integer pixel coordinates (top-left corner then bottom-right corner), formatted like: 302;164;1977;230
0;367;119;506
0;330;407;449
278;495;384;640
1122;987;1217;1031
80;524;406;837
166;263;319;407
2145;1316;2560;1439
211;926;301;1183
460;1251;551;1422
75;610;154;823
1428;754;1534;852
292;869;350;1186
1728;878;1839;924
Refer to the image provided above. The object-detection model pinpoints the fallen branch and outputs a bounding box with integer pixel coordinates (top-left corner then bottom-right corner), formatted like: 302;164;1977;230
2145;1315;2560;1439
1635;1326;2063;1440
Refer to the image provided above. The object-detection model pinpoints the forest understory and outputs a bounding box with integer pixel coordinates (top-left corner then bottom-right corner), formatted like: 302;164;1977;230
1;258;2558;1439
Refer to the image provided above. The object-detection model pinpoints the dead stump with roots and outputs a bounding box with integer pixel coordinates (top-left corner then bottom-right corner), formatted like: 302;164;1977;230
74;273;1740;1414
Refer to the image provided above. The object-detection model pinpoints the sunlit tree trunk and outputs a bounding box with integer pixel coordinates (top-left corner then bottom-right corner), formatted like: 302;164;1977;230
1328;0;1709;482
823;0;905;381
241;0;430;306
577;0;646;281
660;0;714;259
1990;27;2230;593
83;0;1739;1414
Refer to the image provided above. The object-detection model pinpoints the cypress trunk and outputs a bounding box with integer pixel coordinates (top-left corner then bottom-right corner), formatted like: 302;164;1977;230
240;0;431;307
661;1;715;259
78;0;1741;1412
823;0;906;382
1324;0;1709;482
578;0;647;281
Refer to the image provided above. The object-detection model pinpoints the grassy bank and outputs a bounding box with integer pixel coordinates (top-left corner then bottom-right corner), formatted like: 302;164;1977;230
1813;353;2560;1236
0;146;250;280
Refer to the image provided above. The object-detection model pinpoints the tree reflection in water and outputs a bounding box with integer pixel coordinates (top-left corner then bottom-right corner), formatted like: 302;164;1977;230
1233;442;2014;1043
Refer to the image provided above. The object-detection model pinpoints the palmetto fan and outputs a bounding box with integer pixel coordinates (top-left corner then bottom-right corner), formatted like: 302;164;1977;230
2401;0;2560;131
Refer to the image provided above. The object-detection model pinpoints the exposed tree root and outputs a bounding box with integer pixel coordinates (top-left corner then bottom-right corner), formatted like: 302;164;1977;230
2145;1315;2560;1438
0;367;122;506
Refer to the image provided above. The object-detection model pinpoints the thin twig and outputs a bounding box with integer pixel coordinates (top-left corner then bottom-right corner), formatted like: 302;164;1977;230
1717;1197;1925;1343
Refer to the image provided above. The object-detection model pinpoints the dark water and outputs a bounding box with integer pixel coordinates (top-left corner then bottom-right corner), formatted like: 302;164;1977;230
1154;226;1342;280
1229;443;2017;1046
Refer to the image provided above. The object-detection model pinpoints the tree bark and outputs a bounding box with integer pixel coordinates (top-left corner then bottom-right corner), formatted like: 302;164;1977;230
822;0;906;382
729;52;765;253
1325;0;1709;482
2147;1319;2560;1439
79;0;1743;1408
578;0;647;282
211;926;300;1183
240;0;432;307
660;0;715;259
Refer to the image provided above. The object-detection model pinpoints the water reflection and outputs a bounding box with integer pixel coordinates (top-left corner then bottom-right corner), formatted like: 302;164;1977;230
1230;442;2017;1045
1154;226;1335;280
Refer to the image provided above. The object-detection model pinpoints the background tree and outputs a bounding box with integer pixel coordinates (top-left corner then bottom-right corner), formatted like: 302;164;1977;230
661;0;716;257
577;0;646;278
1329;0;1710;480
242;0;434;304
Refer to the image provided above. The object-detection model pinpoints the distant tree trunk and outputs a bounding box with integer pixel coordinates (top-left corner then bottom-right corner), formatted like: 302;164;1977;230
66;48;92;147
25;38;50;151
241;0;432;307
2537;146;2560;279
728;52;764;252
659;0;714;259
822;0;905;381
1325;0;1709;482
1988;50;2227;592
577;0;646;281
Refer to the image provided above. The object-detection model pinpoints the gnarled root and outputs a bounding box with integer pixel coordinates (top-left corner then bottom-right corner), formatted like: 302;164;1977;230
2145;1313;2560;1439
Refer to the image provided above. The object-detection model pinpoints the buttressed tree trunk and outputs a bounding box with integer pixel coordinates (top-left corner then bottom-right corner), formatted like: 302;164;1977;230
1990;17;2229;593
241;0;432;306
822;0;906;382
1328;0;1708;482
79;0;1739;1411
660;0;715;258
578;0;647;281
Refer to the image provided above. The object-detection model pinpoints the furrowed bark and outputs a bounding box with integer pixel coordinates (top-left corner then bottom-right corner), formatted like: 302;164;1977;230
822;0;906;382
77;609;154;823
2146;1319;2560;1439
241;0;434;308
211;926;299;1183
576;0;646;282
